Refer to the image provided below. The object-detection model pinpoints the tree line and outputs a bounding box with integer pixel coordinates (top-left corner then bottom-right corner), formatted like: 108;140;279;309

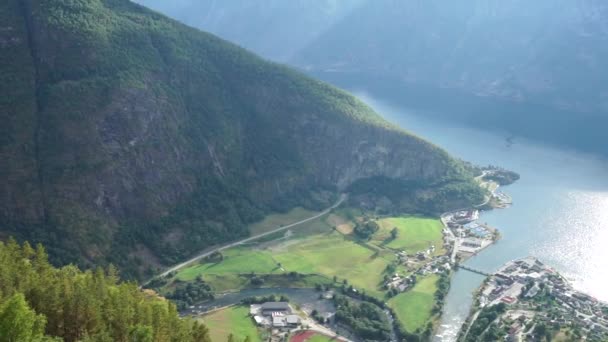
0;239;211;342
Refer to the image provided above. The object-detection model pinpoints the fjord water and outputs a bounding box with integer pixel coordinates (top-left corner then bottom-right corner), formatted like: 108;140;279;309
355;93;608;341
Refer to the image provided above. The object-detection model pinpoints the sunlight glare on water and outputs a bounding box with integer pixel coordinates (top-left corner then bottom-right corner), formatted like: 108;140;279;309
352;91;608;341
536;190;608;302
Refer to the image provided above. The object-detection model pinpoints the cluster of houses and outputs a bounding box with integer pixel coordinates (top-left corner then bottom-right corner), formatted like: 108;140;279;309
450;210;479;224
473;257;608;341
442;209;496;257
386;273;413;293
385;254;451;293
250;302;302;329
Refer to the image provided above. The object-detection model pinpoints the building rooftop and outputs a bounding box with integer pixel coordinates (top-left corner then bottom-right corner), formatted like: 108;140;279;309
261;302;290;311
272;316;286;327
286;315;300;324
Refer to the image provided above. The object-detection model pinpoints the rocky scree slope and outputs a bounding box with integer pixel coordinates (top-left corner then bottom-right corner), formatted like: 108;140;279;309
0;0;480;278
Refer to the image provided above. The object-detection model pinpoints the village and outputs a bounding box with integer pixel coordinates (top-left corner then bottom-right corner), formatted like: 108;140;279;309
246;297;368;342
441;208;499;263
461;257;608;341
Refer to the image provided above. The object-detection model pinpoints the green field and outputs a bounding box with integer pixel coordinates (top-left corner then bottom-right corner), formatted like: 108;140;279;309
200;306;261;342
173;230;390;296
170;213;445;300
176;248;280;282
273;232;391;297
389;274;439;332
373;216;444;254
306;335;335;342
249;207;319;235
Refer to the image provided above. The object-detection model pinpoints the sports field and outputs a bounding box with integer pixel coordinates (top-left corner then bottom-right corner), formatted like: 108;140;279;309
306;335;336;342
200;306;261;342
389;274;439;332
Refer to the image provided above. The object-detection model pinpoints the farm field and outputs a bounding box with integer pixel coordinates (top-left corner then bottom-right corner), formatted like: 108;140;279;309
176;248;280;281
273;231;391;297
200;306;261;342
389;274;439;333
372;216;445;255
172;230;390;296
164;212;447;302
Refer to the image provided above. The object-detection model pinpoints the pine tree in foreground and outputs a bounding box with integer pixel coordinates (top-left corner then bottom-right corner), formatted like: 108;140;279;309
0;238;211;342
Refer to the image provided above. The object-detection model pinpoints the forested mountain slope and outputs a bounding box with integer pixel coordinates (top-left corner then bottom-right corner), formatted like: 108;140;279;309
141;0;608;156
0;0;481;278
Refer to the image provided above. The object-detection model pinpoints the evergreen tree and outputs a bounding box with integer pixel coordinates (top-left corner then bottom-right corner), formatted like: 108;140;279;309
0;293;48;342
0;240;212;342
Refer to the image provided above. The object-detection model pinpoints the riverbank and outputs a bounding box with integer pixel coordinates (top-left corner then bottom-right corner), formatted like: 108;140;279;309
155;208;453;341
345;91;608;342
433;168;516;340
441;169;512;265
458;257;608;341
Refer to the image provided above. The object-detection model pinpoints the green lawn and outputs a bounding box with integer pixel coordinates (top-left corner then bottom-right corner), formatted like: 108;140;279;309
176;248;280;282
249;207;318;235
273;232;390;297
373;216;444;254
176;231;389;296
200;306;261;342
389;274;439;332
307;334;335;342
170;214;445;299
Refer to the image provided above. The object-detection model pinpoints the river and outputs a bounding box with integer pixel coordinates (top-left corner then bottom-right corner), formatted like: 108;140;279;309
351;92;608;341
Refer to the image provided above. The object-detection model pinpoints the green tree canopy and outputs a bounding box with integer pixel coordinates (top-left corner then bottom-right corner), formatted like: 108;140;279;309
0;239;211;342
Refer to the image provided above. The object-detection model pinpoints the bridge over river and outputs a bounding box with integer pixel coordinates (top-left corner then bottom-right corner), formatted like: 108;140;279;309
455;264;493;277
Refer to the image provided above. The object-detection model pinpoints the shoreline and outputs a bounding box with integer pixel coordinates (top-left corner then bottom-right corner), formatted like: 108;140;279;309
436;169;515;340
458;257;608;341
441;169;510;265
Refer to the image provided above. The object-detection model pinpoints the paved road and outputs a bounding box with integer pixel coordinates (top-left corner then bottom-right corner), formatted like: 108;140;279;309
443;171;499;262
304;319;353;342
144;194;347;285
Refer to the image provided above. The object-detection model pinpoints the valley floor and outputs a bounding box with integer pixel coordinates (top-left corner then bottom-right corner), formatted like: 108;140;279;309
149;205;450;341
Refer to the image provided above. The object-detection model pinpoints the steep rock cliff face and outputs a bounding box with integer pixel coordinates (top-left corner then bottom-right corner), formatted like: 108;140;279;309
0;0;479;276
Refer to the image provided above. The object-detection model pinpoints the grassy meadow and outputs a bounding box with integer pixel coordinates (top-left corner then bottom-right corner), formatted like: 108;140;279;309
273;231;391;297
177;248;280;281
200;306;261;342
167;211;446;306
389;274;439;332
372;216;445;254
249;207;319;235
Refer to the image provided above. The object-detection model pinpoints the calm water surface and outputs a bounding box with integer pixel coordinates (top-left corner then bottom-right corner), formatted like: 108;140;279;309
354;92;608;341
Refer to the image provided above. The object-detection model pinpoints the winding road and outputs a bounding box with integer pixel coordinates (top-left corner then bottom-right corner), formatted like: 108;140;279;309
144;194;347;285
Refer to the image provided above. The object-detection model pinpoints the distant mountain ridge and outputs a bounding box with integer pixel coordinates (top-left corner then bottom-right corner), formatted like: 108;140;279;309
138;0;608;156
1;0;480;278
136;0;366;62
